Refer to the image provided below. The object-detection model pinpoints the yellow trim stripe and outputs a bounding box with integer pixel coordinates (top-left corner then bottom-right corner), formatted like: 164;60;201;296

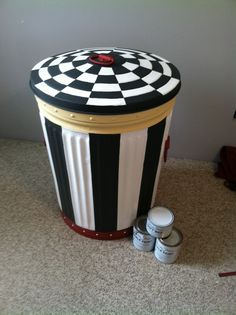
36;96;175;134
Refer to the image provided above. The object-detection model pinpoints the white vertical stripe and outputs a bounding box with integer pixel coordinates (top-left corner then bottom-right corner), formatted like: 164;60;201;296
62;128;95;230
151;111;173;207
117;129;148;230
39;112;62;210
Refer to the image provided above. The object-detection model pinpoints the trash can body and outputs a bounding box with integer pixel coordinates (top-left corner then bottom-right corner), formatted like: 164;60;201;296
30;47;181;239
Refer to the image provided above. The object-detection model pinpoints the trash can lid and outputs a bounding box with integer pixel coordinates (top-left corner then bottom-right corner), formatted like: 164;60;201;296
30;47;181;115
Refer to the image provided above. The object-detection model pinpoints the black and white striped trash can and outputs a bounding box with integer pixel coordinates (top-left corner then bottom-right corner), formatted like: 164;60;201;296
30;47;181;240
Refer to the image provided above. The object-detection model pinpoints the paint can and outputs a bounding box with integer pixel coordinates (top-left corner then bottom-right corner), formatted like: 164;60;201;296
146;206;174;238
154;227;183;264
133;216;156;251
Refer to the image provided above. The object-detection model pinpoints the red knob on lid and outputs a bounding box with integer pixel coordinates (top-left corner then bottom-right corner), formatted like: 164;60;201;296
89;54;115;66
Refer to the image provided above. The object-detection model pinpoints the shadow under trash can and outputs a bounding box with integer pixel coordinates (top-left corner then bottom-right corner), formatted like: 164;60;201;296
29;47;181;240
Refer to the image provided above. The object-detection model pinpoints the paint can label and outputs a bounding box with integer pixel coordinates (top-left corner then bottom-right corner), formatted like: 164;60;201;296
154;239;181;264
133;227;155;251
146;218;172;238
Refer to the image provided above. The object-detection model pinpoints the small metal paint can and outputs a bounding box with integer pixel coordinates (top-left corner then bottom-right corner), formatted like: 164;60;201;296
146;206;174;238
133;216;156;251
154;227;183;264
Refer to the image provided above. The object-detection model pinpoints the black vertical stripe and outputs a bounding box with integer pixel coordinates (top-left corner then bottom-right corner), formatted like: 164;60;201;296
45;119;75;222
89;134;120;232
137;119;166;217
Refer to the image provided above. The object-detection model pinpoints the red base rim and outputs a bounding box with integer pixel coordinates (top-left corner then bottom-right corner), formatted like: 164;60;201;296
61;213;132;240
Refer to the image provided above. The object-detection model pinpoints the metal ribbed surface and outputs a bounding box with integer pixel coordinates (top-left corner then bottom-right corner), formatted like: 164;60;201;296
117;129;147;230
151;111;173;207
39;112;62;209
62;129;95;230
40;114;170;236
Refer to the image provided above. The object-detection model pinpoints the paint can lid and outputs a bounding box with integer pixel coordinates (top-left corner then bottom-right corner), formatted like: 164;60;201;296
148;206;174;227
30;47;181;115
134;216;150;235
160;227;183;247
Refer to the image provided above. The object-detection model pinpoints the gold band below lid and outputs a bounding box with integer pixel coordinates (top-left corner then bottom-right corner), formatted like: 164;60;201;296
36;96;175;134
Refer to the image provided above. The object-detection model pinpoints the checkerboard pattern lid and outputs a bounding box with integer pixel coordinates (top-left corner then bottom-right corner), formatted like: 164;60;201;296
30;47;181;114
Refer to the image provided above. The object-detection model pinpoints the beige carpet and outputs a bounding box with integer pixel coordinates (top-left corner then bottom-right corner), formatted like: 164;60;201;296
0;139;235;315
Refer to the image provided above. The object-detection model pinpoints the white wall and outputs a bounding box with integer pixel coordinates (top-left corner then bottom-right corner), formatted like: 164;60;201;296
0;0;235;161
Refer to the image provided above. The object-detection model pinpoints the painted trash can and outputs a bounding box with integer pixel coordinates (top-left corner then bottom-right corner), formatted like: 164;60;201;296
30;47;181;240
